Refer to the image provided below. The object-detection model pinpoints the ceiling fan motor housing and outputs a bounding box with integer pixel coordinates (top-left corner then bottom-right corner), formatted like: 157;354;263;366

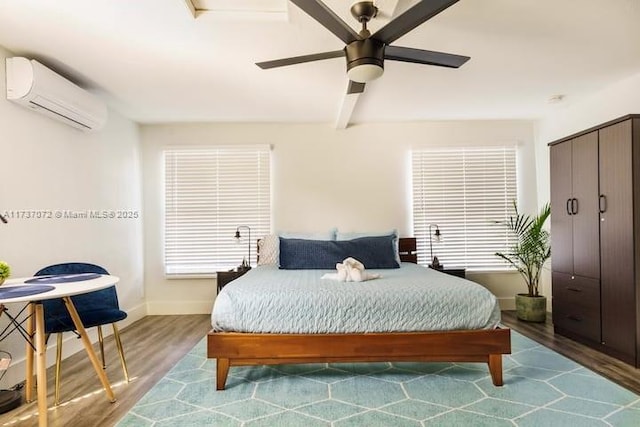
345;38;385;79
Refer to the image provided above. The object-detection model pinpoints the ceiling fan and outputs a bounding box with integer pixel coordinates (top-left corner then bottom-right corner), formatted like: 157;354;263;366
257;0;470;95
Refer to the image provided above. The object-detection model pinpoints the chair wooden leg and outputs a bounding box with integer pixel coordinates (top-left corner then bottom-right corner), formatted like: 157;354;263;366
97;326;106;369
55;333;63;406
112;323;129;382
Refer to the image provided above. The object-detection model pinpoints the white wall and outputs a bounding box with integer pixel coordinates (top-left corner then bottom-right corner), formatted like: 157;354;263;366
141;120;537;314
0;45;145;388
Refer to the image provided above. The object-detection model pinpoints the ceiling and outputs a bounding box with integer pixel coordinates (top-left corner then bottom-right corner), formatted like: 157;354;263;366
0;0;639;126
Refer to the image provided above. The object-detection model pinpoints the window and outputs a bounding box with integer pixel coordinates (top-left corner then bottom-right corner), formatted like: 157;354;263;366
412;146;517;271
164;145;271;276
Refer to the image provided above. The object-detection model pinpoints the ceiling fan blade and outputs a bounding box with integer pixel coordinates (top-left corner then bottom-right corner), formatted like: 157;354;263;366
347;80;366;94
385;45;470;68
256;50;345;69
372;0;460;45
290;0;360;44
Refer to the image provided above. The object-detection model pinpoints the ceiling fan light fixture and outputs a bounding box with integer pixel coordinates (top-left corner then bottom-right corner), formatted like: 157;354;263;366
345;38;385;83
347;63;384;83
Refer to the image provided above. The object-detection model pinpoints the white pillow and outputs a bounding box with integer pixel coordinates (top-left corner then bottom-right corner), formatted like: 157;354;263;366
279;228;337;240
257;234;279;265
336;229;397;241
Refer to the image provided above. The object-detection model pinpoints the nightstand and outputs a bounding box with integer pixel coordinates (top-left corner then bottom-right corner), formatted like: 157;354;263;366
429;266;466;278
216;268;250;293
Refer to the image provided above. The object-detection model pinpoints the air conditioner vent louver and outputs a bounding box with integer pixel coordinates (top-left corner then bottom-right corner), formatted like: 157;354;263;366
6;57;107;131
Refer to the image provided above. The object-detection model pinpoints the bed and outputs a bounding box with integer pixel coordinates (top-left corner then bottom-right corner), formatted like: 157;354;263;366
208;237;511;390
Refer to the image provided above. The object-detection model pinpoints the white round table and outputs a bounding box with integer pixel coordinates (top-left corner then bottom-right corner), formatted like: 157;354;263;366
0;274;120;427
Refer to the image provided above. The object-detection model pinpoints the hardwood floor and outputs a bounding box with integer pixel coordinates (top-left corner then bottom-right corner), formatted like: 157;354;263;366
0;314;211;427
1;312;639;426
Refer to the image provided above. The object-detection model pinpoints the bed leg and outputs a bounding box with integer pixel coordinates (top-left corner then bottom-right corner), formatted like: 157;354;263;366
216;358;230;390
488;354;503;386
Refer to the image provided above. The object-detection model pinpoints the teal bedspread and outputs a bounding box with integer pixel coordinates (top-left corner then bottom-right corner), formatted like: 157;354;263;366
211;263;501;333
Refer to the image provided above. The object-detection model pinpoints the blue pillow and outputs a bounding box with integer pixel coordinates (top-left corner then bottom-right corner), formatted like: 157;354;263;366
337;236;400;269
336;230;401;265
279;238;344;269
279;235;400;269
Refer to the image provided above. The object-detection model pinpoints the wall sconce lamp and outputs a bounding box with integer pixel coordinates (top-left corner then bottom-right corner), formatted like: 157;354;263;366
429;224;442;269
234;225;251;271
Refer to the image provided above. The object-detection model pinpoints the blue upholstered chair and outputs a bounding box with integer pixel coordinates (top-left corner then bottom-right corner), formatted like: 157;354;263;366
34;262;129;405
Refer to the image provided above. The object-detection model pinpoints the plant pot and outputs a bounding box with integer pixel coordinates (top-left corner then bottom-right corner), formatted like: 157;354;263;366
0;278;4;286
515;293;547;322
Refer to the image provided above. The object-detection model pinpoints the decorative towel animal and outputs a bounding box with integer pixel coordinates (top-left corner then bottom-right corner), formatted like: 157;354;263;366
321;257;381;282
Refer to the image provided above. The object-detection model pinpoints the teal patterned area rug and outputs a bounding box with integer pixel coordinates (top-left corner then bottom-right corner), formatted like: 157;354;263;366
117;331;640;426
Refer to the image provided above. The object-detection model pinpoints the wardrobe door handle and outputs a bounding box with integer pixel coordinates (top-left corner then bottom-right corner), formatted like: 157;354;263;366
566;287;582;292
566;199;572;215
599;195;607;213
567;314;582;322
572;198;578;215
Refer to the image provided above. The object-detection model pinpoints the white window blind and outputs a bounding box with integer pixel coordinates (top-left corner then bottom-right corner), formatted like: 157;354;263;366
164;145;271;276
412;146;517;271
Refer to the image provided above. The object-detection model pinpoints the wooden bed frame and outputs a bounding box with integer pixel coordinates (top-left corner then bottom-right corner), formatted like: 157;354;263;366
208;237;511;390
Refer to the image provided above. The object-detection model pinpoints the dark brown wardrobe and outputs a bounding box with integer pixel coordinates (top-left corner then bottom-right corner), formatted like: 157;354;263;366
549;114;640;367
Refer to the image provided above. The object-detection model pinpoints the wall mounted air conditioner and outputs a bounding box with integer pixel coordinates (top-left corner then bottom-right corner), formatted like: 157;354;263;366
5;57;107;131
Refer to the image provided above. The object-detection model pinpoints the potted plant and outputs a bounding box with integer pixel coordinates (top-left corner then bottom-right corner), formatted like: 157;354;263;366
495;202;551;322
0;260;10;286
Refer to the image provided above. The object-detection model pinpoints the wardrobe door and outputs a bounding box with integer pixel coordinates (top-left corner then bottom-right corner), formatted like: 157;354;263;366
571;131;600;280
550;141;574;275
599;120;635;360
